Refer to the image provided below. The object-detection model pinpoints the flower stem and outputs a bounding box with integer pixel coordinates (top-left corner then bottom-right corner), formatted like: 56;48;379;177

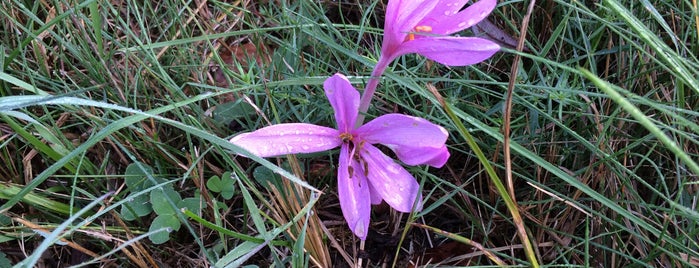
356;57;390;127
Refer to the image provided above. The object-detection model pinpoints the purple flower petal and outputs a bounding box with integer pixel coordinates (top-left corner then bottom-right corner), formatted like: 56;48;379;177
393;144;450;168
419;0;497;36
395;36;500;66
386;0;439;36
356;114;450;167
360;144;422;213
368;183;383;205
324;74;360;132
383;0;440;58
229;123;341;157
337;143;371;239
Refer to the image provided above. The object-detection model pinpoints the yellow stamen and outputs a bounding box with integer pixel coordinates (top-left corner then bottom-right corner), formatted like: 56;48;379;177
340;132;353;142
408;25;433;41
415;25;433;32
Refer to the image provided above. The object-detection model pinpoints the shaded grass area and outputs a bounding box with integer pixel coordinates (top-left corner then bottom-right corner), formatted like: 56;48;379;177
1;0;698;266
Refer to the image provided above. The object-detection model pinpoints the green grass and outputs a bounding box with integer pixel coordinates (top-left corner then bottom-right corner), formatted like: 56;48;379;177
1;0;698;266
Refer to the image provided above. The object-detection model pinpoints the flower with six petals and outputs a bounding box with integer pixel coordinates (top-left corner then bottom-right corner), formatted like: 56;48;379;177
229;74;449;239
380;0;501;66
357;0;502;123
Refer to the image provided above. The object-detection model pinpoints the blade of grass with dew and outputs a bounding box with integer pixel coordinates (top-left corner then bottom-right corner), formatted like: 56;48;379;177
0;71;50;95
117;25;324;53
1;93;323;263
292;203;311;268
603;0;699;93
215;192;320;267
0;112;79;173
0;93;213;213
0;90;320;213
88;1;103;56
391;62;697;263
0;182;76;215
579;68;699;177
2;0;99;70
14;191;112;267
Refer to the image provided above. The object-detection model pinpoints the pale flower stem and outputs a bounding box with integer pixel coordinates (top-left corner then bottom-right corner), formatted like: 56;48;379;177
356;57;390;127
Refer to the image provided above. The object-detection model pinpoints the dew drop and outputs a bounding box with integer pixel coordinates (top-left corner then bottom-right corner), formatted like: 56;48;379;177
458;22;467;28
302;145;310;150
399;187;405;192
386;164;400;174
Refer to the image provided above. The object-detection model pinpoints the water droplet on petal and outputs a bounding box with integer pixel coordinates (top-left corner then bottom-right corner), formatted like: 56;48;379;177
458;22;467;28
386;163;400;174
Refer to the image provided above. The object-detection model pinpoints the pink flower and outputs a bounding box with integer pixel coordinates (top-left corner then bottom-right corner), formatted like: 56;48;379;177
230;74;449;239
356;0;501;124
381;0;501;66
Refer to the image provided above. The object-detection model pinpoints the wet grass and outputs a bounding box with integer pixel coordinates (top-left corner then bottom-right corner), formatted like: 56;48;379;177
1;0;698;266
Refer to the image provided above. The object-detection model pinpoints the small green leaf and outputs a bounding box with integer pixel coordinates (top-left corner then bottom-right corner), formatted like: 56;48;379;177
179;197;205;216
120;194;152;221
219;171;236;200
148;214;181;244
151;186;182;216
206;175;223;193
208;172;236;200
124;162;155;190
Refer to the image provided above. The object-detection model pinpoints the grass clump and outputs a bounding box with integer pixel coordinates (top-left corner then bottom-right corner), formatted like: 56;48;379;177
1;0;698;267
